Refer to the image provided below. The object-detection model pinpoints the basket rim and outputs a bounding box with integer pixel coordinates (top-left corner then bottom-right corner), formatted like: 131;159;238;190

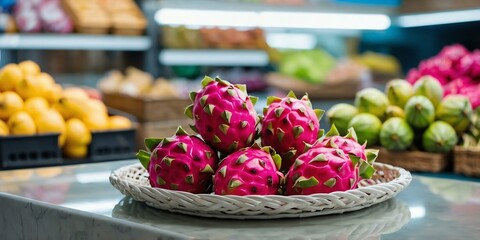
110;162;411;199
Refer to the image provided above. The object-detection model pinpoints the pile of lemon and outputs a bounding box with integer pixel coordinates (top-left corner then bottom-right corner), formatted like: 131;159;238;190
0;61;132;158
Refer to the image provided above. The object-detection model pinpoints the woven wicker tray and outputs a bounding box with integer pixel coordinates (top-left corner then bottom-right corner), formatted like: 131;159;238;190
109;162;411;219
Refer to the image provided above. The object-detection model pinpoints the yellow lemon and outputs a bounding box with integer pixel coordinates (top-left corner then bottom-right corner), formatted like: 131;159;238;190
65;118;91;146
45;84;63;105
0;119;9;136
34;109;66;146
82;112;109;131
63;87;89;101
24;97;49;118
37;73;55;98
0;64;23;91
87;99;108;114
0;91;24;120
18;60;41;76
53;96;89;120
15;75;47;100
7;111;36;135
108;116;132;130
63;144;88;158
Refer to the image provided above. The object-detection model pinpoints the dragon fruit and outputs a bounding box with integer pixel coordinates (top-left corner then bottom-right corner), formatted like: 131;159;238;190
438;44;469;64
213;146;284;196
285;127;377;195
320;125;378;187
136;126;218;193
443;77;477;96
260;91;324;171
458;50;480;78
185;76;258;154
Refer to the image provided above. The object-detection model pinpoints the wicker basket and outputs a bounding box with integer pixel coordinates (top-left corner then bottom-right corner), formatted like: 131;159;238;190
454;146;480;177
377;148;450;173
109;162;411;219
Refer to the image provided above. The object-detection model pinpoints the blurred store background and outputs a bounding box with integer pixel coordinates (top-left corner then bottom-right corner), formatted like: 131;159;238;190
0;0;479;172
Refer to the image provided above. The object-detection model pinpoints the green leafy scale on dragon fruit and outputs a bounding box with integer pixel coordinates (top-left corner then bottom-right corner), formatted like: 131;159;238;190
136;127;218;194
260;91;324;172
213;147;284;196
185;76;258;154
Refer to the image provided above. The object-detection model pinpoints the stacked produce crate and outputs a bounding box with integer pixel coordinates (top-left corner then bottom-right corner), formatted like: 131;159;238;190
98;67;192;149
0;61;136;169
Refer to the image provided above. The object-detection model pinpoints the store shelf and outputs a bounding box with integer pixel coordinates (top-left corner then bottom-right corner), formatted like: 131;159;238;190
159;49;269;66
0;34;152;51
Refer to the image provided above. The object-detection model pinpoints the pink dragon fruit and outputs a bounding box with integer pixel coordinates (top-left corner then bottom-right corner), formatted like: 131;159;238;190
438;44;469;64
185;76;258;154
260;91;324;171
417;57;452;85
319;125;378;188
406;69;421;85
285;126;377;195
460;86;480;109
136;126;218;193
458;50;480;78
443;77;477;96
213;146;284;196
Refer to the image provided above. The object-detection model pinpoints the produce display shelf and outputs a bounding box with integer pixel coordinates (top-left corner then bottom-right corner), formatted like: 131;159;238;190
159;49;269;66
0;34;152;51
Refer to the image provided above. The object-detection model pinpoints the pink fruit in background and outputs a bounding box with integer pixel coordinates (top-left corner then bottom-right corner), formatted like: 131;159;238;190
260;91;324;171
458;50;480;78
460;86;480;109
136;126;218;193
406;69;421;84
14;2;42;33
417;57;452;85
185;76;259;154
443;77;477;96
438;44;470;64
213;146;283;196
37;0;73;33
285;127;377;195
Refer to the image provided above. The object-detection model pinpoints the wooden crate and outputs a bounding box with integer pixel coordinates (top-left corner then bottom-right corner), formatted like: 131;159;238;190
136;119;194;150
103;93;191;122
454;146;480;177
265;73;360;99
377;148;451;173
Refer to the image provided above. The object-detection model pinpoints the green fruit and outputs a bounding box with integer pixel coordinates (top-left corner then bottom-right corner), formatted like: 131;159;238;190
326;103;358;135
385;79;414;108
279;50;336;84
413;75;444;107
436;95;473;134
354;88;389;120
385;105;405;120
422;121;458;153
405;96;435;129
348;113;382;147
380;117;414;151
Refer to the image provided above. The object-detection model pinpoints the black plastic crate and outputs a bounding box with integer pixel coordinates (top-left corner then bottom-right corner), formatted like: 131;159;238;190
0;134;62;169
88;128;136;162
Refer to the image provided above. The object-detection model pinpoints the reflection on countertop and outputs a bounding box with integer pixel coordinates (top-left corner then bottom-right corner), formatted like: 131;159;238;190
1;159;480;239
112;197;410;240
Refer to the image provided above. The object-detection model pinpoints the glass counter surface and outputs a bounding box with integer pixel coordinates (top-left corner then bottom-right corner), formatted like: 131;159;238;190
1;160;479;239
